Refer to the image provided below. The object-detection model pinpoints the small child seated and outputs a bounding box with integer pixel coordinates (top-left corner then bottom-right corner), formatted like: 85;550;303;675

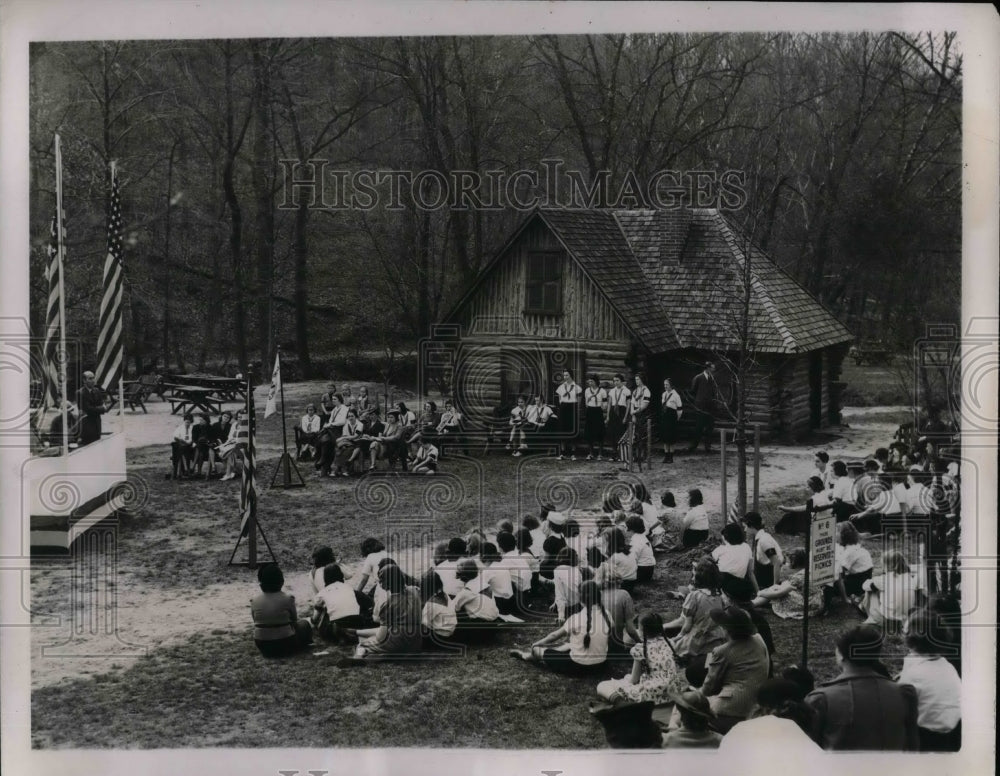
410;438;438;475
250;564;313;658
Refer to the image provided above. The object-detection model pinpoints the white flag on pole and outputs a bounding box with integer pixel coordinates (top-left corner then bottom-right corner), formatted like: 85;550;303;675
264;352;281;418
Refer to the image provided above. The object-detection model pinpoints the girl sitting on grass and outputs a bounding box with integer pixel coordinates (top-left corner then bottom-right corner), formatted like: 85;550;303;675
250;565;313;658
509;580;612;675
596;611;677;705
625;516;656;583
348;564;423;663
751;549;822;620
353;537;390;597
452;558;500;640
420;570;457;646
479;543;516;615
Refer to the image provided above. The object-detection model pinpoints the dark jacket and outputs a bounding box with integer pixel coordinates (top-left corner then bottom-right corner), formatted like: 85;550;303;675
805;664;919;750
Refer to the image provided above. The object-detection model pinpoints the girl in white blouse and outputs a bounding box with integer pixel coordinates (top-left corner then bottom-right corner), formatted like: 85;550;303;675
583;375;608;460
660;378;683;463
556;370;583;460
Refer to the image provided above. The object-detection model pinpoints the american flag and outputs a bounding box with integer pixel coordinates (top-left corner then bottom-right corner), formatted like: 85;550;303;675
38;135;65;426
95;162;124;391
239;378;258;536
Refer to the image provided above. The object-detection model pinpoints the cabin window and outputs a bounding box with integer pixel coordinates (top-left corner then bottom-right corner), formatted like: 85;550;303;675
524;252;563;315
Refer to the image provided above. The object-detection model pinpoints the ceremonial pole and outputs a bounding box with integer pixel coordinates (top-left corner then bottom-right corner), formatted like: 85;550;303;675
55;134;68;455
247;369;257;568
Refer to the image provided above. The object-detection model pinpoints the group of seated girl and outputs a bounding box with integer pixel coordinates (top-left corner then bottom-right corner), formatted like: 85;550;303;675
171;409;245;481
304;398;441;477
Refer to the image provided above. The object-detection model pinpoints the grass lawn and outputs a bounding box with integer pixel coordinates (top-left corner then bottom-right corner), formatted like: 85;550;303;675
30;383;915;749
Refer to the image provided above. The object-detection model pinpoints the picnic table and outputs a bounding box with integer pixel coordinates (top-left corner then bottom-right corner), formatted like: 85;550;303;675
166;374;247;403
166;385;225;416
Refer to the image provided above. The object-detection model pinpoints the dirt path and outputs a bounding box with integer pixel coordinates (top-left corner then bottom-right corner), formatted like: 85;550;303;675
30;396;907;691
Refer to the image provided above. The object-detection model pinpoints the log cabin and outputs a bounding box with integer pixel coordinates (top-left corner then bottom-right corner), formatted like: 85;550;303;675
433;208;853;440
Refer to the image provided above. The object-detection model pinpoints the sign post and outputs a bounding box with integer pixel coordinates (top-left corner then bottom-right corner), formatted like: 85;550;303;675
802;510;837;668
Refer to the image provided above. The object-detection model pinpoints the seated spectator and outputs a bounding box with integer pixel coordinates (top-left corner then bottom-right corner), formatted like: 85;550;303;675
596;611;677;705
550;547;582;621
329;408;365;477
678;488;710;548
407;400;440;455
775;476;833;535
597;571;641;657
515;527;541;592
751;549;822;620
718;679;821;753
829;460;859;521
171;413;196;478
818;523;874;616
595;527;638;592
538;535;566;581
742;512;784;590
524;393;556;445
368;409;407;471
897;610;961;752
205;410;233;478
478;543;515;615
661;690;723;749
711;522;757;602
860;550;923;633
250;565;313;658
191;413;214;478
219;409;246;481
311;564;374;643
662;559;727;671
589;700;661;749
851;472;902;534
523;512;547;550
436;537;467;596
452;558;500;640
409;437;438;475
353;537;390;597
492;519;514;548
435;398;462;436
805;624;919;750
507;394;529;456
349;564;423;663
625;516;656;583
497;531;534;603
308;545;336;594
699;606;771;734
314;394;348;476
508;580;611;675
295;404;321;461
721;584;776;678
659;491;681;527
420;570;457;646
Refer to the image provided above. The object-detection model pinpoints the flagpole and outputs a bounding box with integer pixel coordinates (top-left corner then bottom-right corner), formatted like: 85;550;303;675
111;161;126;432
55;134;68;456
277;346;288;456
247;368;257;568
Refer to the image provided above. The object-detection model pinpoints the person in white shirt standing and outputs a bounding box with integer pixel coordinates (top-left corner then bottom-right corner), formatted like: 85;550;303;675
583;375;608;460
606;374;631;462
660;378;683;463
556;370;583;460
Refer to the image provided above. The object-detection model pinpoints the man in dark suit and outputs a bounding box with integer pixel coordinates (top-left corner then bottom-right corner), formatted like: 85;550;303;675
76;370;108;446
688;362;718;453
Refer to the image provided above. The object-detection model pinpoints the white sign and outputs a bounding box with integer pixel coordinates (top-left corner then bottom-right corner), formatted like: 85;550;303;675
810;514;837;586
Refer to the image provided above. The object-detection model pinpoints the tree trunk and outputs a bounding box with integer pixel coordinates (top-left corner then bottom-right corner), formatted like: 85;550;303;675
293;200;312;377
251;43;275;370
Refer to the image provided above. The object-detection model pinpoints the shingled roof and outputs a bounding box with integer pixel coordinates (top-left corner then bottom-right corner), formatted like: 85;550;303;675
612;208;853;354
447;207;852;355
